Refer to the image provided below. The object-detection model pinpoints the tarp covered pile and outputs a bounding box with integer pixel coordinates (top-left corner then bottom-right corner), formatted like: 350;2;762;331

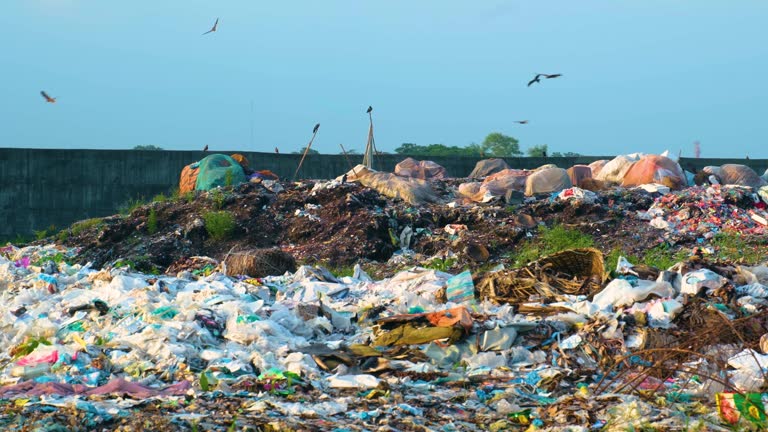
394;157;447;180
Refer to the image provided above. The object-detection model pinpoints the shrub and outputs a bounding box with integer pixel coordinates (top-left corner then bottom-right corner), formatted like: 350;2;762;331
209;189;226;210
203;211;236;240
148;208;158;234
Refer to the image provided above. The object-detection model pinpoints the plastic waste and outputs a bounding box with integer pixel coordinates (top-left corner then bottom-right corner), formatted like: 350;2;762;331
680;269;727;296
716;392;768;426
557;187;597;204
592;279;676;310
615;256;638;276
327;374;380;389
445;270;476;306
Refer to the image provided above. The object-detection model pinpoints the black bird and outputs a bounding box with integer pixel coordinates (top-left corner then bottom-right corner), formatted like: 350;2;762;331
543;150;547;158
514;120;529;124
275;147;279;154
40;91;56;103
366;106;373;114
203;18;219;35
313;123;320;134
341;174;347;184
203;145;209;152
528;73;563;86
527;74;543;87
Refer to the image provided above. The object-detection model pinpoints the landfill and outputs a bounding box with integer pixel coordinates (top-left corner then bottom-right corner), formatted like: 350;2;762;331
2;154;768;430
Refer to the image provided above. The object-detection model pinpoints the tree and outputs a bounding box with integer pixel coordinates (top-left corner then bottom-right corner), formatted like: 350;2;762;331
293;147;320;155
133;145;163;150
526;144;548;157
480;133;521;157
551;151;581;157
395;143;480;157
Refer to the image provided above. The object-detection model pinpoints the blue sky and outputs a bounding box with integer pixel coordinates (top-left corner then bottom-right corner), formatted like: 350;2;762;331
2;1;767;157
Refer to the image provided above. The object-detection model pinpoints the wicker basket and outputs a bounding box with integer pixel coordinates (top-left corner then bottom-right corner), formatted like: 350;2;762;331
224;248;296;278
522;248;606;296
476;272;539;304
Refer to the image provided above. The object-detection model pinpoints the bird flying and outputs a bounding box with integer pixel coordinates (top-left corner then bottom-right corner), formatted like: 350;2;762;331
203;18;219;35
527;73;562;86
527;74;542;87
366;106;373;114
514;120;529;124
203;145;209;152
313;123;320;134
40;91;56;103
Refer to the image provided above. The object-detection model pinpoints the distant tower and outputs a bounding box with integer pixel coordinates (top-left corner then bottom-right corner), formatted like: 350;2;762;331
694;141;701;159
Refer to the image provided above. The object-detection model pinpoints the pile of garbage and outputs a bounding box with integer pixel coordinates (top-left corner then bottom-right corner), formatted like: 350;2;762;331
640;185;768;240
5;152;768;429
3;237;768;430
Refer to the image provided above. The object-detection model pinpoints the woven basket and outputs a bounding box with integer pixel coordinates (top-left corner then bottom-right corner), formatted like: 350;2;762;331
224;248;296;278
522;248;606;296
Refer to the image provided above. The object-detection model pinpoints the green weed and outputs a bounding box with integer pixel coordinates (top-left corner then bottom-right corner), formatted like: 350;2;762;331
225;169;234;187
209;189;226;210
508;225;594;267
119;197;146;215
712;232;767;265
641;244;688;270
148;208;158;234
151;193;167;203
33;252;69;267
71;218;103;237
203;211;236;240
425;256;457;272
326;264;356;278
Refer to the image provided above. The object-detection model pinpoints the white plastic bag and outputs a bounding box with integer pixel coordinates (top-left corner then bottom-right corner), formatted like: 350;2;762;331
592;279;676;310
680;269;726;296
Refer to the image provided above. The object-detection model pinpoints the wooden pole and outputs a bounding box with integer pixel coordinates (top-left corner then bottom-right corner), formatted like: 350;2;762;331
339;143;359;179
293;131;317;181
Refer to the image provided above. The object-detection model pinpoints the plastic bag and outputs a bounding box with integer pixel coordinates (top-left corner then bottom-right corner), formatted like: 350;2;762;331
680;269;727;296
592;279;676;310
328;374;380;389
444;271;476;306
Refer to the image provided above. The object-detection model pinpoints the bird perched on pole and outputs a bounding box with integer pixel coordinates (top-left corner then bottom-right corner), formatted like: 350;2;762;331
275;147;280;154
203;18;219;35
366;106;373;114
313;123;320;134
203;145;209;152
40;91;56;103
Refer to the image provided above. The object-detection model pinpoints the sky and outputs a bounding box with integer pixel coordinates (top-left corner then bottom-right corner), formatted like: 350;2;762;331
1;1;767;157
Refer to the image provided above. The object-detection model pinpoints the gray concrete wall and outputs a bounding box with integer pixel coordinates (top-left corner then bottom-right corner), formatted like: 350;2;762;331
1;148;765;239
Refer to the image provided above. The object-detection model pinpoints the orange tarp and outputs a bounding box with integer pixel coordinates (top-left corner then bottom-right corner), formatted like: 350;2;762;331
179;165;199;194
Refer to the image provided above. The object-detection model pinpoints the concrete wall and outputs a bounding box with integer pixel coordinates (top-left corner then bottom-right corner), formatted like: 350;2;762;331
1;148;765;239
